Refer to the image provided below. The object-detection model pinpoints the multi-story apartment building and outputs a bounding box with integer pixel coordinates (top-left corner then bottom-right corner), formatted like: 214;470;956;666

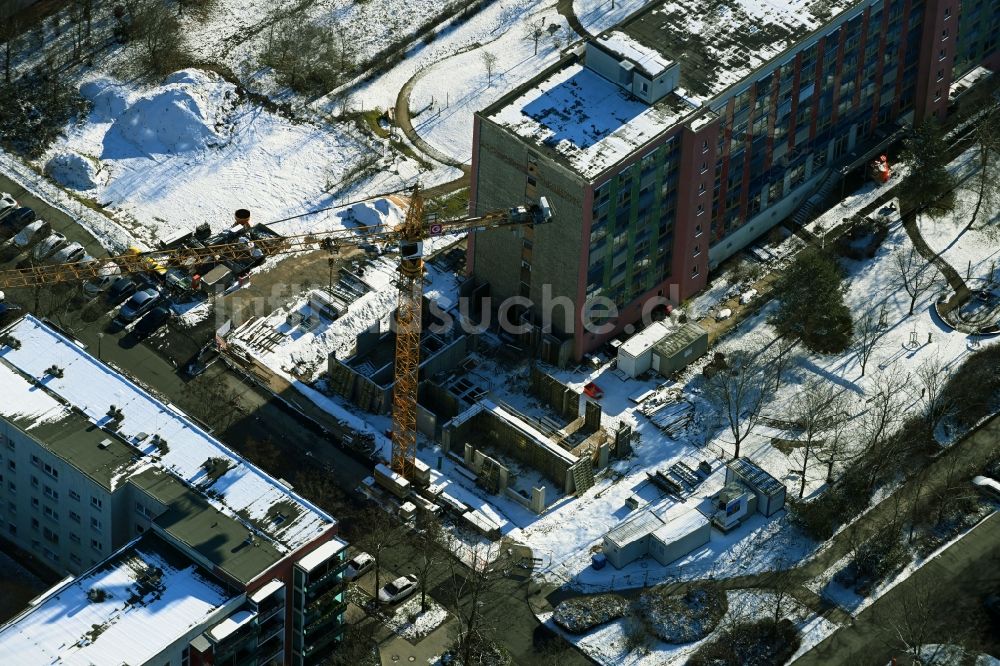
0;315;347;666
468;0;998;361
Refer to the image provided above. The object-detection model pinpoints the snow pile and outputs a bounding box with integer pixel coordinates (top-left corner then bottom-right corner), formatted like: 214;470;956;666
553;594;630;634
44;152;102;190
105;69;235;155
344;198;404;230
80;78;129;122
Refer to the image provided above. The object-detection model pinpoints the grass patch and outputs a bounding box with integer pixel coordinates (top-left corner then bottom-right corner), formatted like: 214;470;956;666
425;189;470;220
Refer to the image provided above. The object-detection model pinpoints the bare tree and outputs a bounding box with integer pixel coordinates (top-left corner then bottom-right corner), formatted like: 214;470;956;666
915;354;952;432
0;4;19;85
893;246;939;315
704;344;775;459
814;409;853;484
413;517;447;613
875;579;973;665
961;104;1000;235
853;306;888;377
523;20;544;56
790;381;847;498
129;0;187;74
769;335;798;391
705;342;772;459
481;51;498;87
353;508;408;610
443;540;516;666
859;368;909;490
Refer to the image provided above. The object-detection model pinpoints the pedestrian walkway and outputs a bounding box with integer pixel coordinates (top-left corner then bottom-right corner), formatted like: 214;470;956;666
378;617;456;666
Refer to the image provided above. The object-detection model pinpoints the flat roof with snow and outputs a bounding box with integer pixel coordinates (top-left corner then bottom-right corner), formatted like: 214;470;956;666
0;316;335;569
484;0;864;179
486;62;691;180
0;535;235;666
618;321;672;359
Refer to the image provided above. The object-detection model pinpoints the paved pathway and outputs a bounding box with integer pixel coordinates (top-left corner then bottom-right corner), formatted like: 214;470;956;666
793;510;1000;665
556;0;590;38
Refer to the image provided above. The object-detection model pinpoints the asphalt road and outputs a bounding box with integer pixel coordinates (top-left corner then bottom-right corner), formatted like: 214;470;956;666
794;511;1000;665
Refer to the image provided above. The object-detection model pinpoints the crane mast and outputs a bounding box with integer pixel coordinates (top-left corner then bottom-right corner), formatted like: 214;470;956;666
0;189;553;478
390;189;425;480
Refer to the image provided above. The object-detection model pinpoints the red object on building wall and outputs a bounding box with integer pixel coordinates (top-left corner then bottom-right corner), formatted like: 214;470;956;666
871;154;891;184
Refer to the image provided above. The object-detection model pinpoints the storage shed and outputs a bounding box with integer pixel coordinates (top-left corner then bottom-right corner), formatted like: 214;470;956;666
648;508;710;565
651;322;709;377
602;505;711;569
616;322;671;378
602;510;664;568
725;458;787;517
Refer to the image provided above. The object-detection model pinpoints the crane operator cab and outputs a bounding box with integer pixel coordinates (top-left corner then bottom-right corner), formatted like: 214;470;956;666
509;196;554;226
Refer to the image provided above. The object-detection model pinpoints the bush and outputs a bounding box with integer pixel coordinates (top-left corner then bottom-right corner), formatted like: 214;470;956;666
552;594;630;633
940;345;1000;431
688;618;801;666
834;528;909;595
637;586;727;644
790;464;872;540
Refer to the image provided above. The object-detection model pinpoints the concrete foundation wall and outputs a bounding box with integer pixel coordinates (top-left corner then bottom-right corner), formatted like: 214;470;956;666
443;409;576;492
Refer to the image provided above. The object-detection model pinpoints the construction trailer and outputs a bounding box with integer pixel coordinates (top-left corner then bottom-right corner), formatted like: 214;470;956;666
725;458;787;517
602;505;710;569
617;321;708;379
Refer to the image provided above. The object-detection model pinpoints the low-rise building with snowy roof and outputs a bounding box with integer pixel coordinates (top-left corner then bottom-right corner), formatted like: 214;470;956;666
0;315;349;665
469;0;997;362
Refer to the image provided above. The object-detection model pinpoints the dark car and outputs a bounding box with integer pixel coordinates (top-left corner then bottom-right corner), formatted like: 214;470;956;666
106;276;138;305
117;288;160;323
134;305;171;338
2;207;36;232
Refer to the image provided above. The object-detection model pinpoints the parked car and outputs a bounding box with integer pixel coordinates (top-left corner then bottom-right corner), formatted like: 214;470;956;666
134;305;172;338
583;382;604;399
378;574;418;604
972;475;1000;500
106;276;138;305
84;262;122;296
0;193;16;221
0;208;35;238
32;233;68;261
11;219;51;249
344;552;375;581
116;288;161;323
48;242;87;265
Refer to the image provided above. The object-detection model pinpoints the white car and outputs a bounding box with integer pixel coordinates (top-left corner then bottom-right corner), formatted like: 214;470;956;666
32;233;68;261
972;475;1000;500
739;288;758;305
11;219;50;249
49;243;89;265
83;262;122;296
344;552;374;581
378;574;418;604
716;308;732;321
0;193;16;221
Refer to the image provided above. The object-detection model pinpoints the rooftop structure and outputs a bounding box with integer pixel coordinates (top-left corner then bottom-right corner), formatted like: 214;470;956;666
0;536;237;666
0;315;333;559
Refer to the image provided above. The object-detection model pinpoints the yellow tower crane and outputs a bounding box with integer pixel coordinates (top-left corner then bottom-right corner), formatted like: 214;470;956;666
0;188;553;478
